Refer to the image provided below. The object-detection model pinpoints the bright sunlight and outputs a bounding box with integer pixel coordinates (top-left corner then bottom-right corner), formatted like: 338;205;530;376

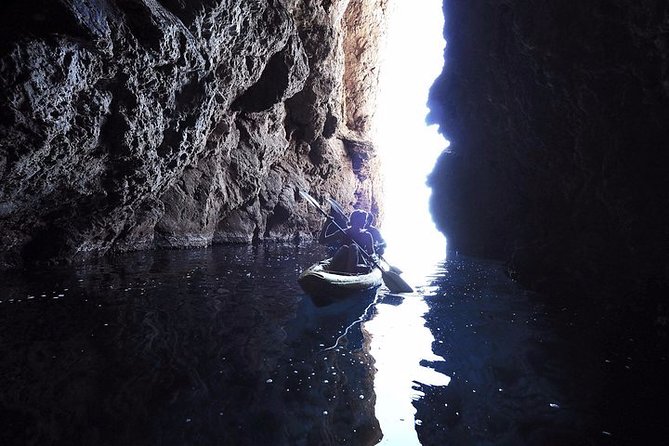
374;0;449;284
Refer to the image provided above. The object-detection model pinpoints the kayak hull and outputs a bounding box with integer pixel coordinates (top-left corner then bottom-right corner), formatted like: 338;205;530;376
298;259;382;301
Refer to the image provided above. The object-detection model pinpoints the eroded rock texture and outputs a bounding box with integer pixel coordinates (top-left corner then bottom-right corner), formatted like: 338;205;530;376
428;1;669;303
0;0;388;268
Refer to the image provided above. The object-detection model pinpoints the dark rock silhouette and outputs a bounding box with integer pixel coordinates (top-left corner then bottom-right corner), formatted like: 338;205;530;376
428;0;669;306
427;4;669;441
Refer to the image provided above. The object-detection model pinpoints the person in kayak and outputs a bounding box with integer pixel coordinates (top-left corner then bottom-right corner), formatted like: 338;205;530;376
364;213;386;255
320;209;376;273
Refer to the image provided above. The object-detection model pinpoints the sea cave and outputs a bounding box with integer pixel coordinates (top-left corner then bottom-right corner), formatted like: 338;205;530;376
1;0;668;444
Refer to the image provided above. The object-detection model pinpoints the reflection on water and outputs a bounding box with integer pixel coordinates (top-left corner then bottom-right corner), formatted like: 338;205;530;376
0;243;606;445
0;244;381;445
365;288;450;445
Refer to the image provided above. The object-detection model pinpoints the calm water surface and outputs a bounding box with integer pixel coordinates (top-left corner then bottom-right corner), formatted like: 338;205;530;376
0;243;609;445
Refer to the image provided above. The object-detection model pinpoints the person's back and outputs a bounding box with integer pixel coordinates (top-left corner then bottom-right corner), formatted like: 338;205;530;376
344;225;374;256
326;210;375;273
365;214;386;255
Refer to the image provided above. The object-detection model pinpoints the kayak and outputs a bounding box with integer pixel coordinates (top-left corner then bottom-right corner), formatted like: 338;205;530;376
298;258;383;301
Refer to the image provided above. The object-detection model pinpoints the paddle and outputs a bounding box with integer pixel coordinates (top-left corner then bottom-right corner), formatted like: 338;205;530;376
300;190;413;293
325;197;403;275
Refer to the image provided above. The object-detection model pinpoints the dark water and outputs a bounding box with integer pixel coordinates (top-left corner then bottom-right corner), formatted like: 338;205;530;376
0;243;658;445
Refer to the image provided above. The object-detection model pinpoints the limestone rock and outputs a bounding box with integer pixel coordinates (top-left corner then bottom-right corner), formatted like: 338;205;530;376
0;0;390;268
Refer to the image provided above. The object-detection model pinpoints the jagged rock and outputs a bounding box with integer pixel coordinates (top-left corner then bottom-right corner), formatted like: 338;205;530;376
0;0;390;268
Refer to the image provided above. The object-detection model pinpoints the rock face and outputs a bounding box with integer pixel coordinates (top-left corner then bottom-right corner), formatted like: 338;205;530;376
428;0;669;303
0;0;388;268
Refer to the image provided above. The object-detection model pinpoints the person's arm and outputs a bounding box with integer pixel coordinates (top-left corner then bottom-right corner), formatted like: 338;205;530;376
369;227;386;254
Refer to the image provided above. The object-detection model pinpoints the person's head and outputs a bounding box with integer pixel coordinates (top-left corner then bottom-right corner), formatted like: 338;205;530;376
348;210;368;229
365;213;375;228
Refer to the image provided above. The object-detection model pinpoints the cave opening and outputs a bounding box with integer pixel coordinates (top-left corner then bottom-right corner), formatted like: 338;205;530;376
362;3;452;443
375;0;448;279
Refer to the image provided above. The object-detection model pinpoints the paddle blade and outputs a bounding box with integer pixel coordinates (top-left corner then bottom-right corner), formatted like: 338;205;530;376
388;265;403;274
381;269;413;293
380;258;403;274
326;197;347;218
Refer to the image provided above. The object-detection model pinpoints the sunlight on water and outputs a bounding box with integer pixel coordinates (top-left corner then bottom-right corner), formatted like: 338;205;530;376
374;0;449;281
364;294;450;445
367;0;450;443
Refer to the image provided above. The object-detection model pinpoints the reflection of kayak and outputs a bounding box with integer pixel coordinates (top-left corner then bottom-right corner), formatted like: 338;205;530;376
298;258;383;301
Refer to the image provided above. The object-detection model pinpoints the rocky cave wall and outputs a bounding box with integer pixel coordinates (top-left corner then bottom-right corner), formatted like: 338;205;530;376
0;0;389;268
428;0;669;302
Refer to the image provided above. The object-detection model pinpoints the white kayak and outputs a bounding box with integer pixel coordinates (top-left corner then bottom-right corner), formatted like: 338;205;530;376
297;258;383;300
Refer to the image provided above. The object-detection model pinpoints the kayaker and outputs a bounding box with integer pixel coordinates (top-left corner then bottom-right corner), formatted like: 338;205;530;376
364;213;386;255
322;209;376;273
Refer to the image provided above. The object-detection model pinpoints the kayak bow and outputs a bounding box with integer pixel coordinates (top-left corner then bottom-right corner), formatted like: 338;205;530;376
298;258;383;300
